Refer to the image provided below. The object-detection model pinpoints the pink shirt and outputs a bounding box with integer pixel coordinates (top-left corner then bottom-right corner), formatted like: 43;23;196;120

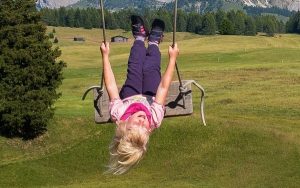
109;95;165;130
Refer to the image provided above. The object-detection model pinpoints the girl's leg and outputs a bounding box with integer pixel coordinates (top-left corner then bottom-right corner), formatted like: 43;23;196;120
119;40;146;99
142;19;165;96
142;44;161;96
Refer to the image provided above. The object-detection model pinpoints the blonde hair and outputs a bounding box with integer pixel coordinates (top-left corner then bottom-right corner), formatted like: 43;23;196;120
106;121;150;175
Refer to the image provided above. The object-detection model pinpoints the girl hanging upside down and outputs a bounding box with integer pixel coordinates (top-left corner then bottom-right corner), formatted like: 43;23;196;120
100;15;179;175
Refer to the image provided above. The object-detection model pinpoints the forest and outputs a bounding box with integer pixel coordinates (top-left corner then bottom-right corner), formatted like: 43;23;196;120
40;7;298;37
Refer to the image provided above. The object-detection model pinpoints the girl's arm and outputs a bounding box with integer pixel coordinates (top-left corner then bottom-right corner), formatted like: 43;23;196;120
155;43;179;105
100;42;120;100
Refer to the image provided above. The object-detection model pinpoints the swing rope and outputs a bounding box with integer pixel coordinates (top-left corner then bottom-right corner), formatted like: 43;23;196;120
82;0;106;117
99;0;106;90
172;0;207;126
172;0;185;108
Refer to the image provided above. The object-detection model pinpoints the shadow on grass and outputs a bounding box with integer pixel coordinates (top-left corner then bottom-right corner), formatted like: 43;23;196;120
0;124;47;140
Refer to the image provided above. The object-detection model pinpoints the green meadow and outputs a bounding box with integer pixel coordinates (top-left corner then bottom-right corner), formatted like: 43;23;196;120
1;27;300;187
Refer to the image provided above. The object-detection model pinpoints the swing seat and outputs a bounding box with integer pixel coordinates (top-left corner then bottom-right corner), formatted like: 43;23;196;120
93;80;194;123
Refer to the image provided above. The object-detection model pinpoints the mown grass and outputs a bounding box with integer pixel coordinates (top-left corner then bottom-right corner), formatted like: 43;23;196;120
0;27;299;187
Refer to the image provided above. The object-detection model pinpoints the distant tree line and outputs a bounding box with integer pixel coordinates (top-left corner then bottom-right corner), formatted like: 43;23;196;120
286;11;300;34
41;7;288;36
244;6;293;17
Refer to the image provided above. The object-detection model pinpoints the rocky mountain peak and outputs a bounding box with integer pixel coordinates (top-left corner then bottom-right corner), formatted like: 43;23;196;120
36;0;299;11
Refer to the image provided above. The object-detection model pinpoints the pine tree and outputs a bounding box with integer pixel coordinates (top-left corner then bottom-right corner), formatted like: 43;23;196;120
226;10;246;35
74;8;82;28
176;10;187;32
286;12;300;33
215;9;226;31
201;13;216;35
186;12;201;33
276;20;285;33
264;17;276;37
58;7;67;27
114;9;134;31
106;11;119;29
82;10;92;29
219;18;234;35
90;8;100;28
255;16;264;32
65;9;75;28
0;0;65;138
234;11;246;35
53;9;59;27
49;32;54;38
157;8;173;32
244;16;257;36
143;8;154;30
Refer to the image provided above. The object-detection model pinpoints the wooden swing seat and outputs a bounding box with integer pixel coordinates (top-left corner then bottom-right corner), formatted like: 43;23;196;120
93;80;193;123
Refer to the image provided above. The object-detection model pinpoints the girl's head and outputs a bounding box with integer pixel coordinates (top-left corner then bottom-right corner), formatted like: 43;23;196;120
126;110;151;132
107;119;150;175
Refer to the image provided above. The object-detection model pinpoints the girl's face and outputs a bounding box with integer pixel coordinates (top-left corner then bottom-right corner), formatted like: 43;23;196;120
127;111;151;132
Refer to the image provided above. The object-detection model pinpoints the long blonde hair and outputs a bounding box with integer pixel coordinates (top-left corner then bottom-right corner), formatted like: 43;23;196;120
106;121;150;175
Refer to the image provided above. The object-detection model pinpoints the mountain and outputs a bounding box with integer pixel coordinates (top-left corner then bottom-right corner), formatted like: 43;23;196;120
239;0;299;11
36;0;300;11
36;0;80;9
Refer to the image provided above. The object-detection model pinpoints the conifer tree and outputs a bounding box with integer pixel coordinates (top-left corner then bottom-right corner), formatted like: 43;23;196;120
278;21;286;33
74;8;82;28
255;16;264;32
90;8;100;28
286;12;300;33
244;16;257;36
186;12;201;33
234;10;246;35
201;13;216;35
264;17;276;37
58;7;67;27
0;0;65;138
157;8;173;32
219;18;234;35
82;10;92;29
65;9;75;27
215;9;226;31
177;9;187;32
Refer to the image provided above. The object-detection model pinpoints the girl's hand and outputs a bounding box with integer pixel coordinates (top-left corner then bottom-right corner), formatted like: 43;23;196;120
168;43;179;61
100;42;110;56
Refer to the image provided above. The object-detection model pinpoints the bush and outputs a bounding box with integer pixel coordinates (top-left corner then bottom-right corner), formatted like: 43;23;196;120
0;0;66;139
49;32;54;38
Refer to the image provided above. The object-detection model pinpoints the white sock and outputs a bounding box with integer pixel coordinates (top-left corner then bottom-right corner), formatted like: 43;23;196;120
148;41;158;46
135;36;145;42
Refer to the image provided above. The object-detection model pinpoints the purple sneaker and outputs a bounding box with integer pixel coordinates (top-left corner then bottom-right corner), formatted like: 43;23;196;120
149;19;165;44
131;15;148;38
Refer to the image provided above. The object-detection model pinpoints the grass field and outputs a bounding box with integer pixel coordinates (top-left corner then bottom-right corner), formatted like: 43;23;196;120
0;27;300;187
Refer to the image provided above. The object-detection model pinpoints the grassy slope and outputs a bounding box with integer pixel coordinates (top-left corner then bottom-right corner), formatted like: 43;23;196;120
0;27;299;187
